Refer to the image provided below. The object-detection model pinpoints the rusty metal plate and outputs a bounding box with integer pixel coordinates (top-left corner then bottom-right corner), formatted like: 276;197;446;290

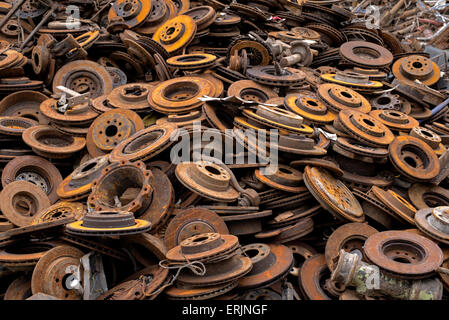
303;166;364;222
364;230;443;279
164;207;228;249
239;243;293;289
86;109;144;158
0;180;51;227
325;222;378;271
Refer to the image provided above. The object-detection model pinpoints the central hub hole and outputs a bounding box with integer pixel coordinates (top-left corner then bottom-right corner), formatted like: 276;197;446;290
193;236;208;242
422;130;433;137
363;119;375;127
123;3;133;11
205;165;220;175
377;96;391;105
124;86;146;96
245;249;260;258
393;257;412;264
307;99;318;106
341;91;352;99
166;27;176;35
81;162;97;172
279;167;292;174
105;125;118;137
412;62;423;69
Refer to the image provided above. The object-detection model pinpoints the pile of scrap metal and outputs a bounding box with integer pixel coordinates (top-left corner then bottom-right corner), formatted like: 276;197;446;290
0;0;448;301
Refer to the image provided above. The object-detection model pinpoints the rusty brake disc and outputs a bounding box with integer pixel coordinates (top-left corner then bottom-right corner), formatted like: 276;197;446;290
57;155;110;201
364;230;443;279
164;207;228;249
317;83;371;114
32;201;85;225
86;109;144;158
153;15;197;53
31;245;84;300
238;243;293;289
2;155;62;204
108;0;152;28
0;180;51;227
392;55;441;86
254;164;303;193
408;184;449;210
22;125;86;159
0;90;48;124
335;109;394;148
227;80;278;103
415;207;449;245
339;41;393;69
388;136;440;182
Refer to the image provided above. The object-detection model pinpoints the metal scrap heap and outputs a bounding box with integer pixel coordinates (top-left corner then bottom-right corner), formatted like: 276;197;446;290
0;0;448;301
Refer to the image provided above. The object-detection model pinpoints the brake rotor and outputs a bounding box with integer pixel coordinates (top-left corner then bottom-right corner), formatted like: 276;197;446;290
255;217;314;243
325;222;378;271
0;241;59;270
2;155;62;204
339;41;393;68
124;233;167;264
410;127;443;151
333;137;389;163
165;281;238;300
246;65;306;87
86;109;144;158
228;80;277;103
32;201;85;225
371;186;416;225
66;211;151;236
166;233;239;262
254;165;303;193
277;133;327;156
408;184;449;210
299;254;332;300
177;254;252;287
335;109;394;148
0;90;48;124
166;53;217;70
388;136;440;182
175;161;239;202
22;125;86;159
39;99;98;126
57;155;110;201
184;5;216;30
291;158;344;177
108;0;152;28
364;230;443;279
238;243;293;289
156;110;206;128
303;166;364;222
31;245;84;300
369;110;418;132
107;83;154;111
392;55;441;86
52;60;113;99
101;265;169;300
148;76;215;113
370;92;411;114
242;106;313;135
227;37;272;66
88;160;153;216
109;123;176;162
284;91;335;124
0;116;38;136
0;181;51;227
153;15;196;53
317;83;371;114
164;208;228;249
415;207;449;244
221;210;272;236
4;276;32;300
138;168;173;229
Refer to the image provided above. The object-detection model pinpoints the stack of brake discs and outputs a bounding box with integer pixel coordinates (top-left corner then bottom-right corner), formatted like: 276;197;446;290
0;0;448;302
